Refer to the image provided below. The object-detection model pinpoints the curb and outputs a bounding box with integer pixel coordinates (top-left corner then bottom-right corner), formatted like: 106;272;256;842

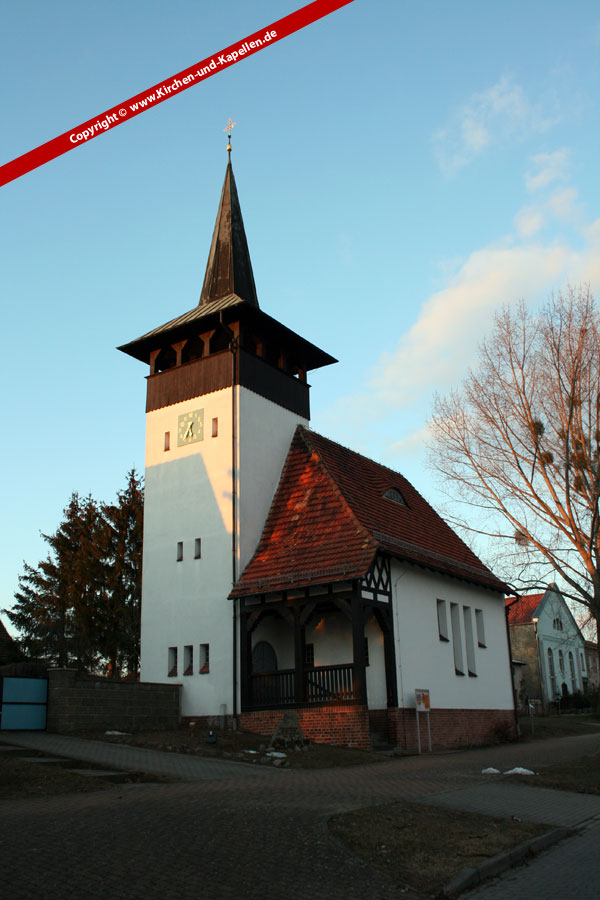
441;826;573;896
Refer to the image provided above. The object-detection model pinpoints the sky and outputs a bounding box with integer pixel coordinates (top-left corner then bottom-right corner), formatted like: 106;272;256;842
2;0;600;628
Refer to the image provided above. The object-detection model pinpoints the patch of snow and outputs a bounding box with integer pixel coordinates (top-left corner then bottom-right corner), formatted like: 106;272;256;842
504;767;535;775
267;751;287;759
481;767;501;774
105;730;129;735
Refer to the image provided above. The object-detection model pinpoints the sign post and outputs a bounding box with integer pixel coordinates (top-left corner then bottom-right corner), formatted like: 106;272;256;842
415;689;432;754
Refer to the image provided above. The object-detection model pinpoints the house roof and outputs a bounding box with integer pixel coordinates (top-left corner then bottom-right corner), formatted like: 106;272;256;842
505;593;545;625
230;426;508;598
0;618;21;665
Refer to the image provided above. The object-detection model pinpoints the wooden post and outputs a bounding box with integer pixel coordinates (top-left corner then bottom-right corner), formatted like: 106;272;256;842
351;584;367;704
294;606;306;705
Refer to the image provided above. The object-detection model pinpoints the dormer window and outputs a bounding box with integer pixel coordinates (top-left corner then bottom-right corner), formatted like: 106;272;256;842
383;487;406;506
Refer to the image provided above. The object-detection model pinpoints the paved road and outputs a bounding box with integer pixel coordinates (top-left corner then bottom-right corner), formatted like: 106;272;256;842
2;731;600;900
465;820;600;900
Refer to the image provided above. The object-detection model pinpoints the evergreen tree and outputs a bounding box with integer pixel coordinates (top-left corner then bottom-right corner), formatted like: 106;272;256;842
5;471;144;674
101;469;143;677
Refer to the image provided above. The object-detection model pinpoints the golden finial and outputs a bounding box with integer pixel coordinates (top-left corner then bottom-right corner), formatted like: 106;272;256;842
223;117;237;157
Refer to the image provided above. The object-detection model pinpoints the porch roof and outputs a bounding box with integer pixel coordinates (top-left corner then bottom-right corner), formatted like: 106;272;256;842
230;426;508;598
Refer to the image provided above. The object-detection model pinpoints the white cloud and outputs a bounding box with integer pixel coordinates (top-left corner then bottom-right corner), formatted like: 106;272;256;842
514;206;546;237
434;76;555;176
371;241;570;407
525;150;570;191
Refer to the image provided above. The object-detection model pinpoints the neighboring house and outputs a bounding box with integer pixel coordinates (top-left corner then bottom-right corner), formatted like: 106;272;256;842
585;642;600;692
0;619;22;666
507;586;587;710
119;152;516;752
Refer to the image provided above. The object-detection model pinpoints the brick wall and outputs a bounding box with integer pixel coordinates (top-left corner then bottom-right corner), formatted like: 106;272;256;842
240;705;371;750
46;669;181;733
388;707;515;754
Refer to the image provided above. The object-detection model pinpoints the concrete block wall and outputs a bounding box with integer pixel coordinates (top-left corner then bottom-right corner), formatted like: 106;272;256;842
46;669;181;733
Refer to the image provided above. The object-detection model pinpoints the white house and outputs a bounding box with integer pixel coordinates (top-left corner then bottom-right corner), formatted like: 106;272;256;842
118;151;516;751
507;586;587;709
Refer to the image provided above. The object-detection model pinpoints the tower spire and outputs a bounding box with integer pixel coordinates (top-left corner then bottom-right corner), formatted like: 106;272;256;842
199;119;258;307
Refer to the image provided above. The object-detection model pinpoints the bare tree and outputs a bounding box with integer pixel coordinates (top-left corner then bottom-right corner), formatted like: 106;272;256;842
429;286;600;632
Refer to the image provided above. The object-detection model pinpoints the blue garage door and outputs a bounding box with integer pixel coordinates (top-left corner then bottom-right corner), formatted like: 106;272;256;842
0;676;47;730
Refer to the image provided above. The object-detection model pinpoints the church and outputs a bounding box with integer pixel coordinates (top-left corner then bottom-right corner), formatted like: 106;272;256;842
118;142;516;752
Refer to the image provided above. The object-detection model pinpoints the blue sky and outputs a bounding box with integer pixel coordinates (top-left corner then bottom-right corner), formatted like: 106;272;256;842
2;1;599;627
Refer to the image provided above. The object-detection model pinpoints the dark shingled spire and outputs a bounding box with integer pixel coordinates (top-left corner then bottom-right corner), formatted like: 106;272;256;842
199;160;259;307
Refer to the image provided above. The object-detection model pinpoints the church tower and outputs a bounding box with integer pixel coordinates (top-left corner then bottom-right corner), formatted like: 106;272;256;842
118;144;336;720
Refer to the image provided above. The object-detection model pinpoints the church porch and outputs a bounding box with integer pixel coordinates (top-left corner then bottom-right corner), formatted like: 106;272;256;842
238;578;397;750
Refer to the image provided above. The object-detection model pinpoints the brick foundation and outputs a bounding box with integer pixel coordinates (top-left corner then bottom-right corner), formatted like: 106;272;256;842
388;707;516;754
240;705;371;750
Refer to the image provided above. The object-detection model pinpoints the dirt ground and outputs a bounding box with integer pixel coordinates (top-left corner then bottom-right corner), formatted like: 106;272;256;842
329;801;548;896
80;724;385;768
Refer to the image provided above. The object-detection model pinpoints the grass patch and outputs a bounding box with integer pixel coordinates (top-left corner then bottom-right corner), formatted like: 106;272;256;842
517;713;600;741
0;755;115;801
329;801;548;896
506;750;600;795
80;726;384;769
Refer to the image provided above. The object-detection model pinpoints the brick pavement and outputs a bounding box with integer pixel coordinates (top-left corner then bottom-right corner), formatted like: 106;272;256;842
1;731;600;899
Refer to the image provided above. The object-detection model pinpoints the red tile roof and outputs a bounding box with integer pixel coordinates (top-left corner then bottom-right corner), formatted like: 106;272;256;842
505;593;544;625
230;426;508;597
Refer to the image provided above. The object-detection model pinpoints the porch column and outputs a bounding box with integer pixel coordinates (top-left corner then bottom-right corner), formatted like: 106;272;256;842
378;607;398;707
351;584;367;704
293;607;306;705
239;602;251;711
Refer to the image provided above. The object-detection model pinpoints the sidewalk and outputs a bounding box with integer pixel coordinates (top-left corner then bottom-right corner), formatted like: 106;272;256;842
0;731;276;780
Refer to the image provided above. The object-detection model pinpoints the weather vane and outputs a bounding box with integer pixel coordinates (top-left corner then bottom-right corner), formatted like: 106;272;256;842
223;117;237;157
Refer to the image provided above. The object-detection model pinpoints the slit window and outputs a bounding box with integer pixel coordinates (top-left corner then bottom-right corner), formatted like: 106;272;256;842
212;417;218;437
164;431;170;452
463;606;476;676
168;647;178;677
200;644;210;674
450;602;464;675
475;609;486;647
437;599;449;642
176;541;183;562
184;645;193;676
194;538;202;559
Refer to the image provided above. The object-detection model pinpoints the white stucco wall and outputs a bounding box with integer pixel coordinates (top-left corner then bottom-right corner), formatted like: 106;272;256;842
140;384;307;717
391;561;514;711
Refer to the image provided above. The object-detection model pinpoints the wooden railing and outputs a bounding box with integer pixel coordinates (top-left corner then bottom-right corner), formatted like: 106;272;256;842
305;664;355;703
247;663;356;709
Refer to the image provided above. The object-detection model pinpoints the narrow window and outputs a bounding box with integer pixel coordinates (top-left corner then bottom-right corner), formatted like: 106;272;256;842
164;431;170;451
569;651;576;692
463;606;476;676
558;649;565;673
184;645;193;676
200;644;210;674
437;599;449;642
364;637;370;667
547;648;557;697
194;538;202;559
304;643;315;667
212;417;218;438
176;541;183;562
168;647;178;677
475;609;486;647
450;603;464;675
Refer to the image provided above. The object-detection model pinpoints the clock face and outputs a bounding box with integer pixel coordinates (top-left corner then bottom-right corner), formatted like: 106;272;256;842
177;409;204;446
